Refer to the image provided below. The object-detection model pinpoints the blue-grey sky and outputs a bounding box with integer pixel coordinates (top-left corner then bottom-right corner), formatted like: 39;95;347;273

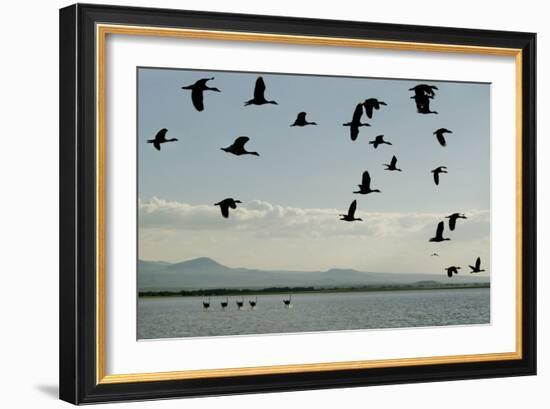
138;67;490;274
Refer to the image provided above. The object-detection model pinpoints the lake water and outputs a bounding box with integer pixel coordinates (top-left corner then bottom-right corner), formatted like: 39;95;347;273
137;288;490;339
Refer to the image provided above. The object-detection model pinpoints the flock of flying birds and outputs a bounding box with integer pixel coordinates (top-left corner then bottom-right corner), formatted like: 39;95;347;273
146;76;486;280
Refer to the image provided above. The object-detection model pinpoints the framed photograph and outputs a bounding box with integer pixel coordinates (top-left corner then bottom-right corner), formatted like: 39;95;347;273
59;3;536;404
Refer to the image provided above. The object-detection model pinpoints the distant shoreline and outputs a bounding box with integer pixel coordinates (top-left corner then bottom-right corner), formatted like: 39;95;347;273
138;282;490;298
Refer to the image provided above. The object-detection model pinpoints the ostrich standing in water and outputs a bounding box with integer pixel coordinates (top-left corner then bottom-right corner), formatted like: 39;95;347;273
236;297;244;310
249;296;258;310
283;295;292;308
202;297;211;310
220;297;228;310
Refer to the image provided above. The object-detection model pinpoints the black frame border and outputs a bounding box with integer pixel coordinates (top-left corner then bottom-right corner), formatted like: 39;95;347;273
59;3;536;404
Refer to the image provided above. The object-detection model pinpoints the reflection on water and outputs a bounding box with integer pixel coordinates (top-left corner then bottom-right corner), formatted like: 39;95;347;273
138;288;490;339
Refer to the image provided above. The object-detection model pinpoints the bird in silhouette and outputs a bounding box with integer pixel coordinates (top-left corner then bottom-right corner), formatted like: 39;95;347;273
412;94;438;114
469;257;485;273
220;297;228;310
429;221;450;242
410;84;438;98
147;128;178;151
445;266;461;278
283;295;292;307
369;134;392;149
245;76;278;106
362;98;387;119
249;296;258;309
291;112;317;126
431;253;439;257
221;136;259;156
214;198;242;218
181;78;220;111
339;200;363;222
434;128;453;147
445;213;467;231
383;155;402;172
343;103;370;141
236;297;244;310
431;166;448;186
202;297;211;310
354;171;381;194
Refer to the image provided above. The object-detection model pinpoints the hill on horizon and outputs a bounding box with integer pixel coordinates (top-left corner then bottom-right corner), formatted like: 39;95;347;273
138;257;489;291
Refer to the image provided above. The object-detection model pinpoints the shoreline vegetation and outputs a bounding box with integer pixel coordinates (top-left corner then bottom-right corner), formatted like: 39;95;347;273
138;281;490;298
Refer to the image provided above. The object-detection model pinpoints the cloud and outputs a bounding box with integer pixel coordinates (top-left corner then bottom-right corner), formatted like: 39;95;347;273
139;197;489;239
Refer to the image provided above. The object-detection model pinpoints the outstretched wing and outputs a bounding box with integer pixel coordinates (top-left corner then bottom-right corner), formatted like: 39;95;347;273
436;221;444;238
361;171;371;189
218;202;229;218
153;141;161;151
228;200;238;209
296;112;306;122
233;136;249;150
475;257;481;269
436;132;446;147
191;88;204;111
254;77;266;100
433;171;440;185
352;103;363;123
364;101;374;119
451;216;458;231
350;126;359;141
390;155;398;167
348;200;357;217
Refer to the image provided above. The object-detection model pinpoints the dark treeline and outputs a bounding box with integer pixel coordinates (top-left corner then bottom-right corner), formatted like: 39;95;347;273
139;282;489;297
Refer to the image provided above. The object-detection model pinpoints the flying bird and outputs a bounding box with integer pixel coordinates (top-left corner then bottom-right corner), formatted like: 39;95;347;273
383;155;402;172
412;94;438;114
147;128;178;151
369;134;392;149
445;266;461;278
445;213;467;231
431;166;448;186
221;136;259;156
343;103;370;141
434;128;453;147
469;257;486;273
409;84;438;98
431;253;439;257
245;76;278;106
181;77;220;111
362;98;387;119
429;221;450;242
354;171;381;194
214;198;242;218
339;200;363;222
291;112;317;127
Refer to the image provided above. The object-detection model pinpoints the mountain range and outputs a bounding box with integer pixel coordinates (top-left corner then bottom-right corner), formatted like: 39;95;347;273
138;257;489;291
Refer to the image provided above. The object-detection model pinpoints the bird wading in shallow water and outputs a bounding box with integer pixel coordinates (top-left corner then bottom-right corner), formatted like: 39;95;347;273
147;128;178;151
221;136;259;156
214;198;242;218
245;76;278;106
181;77;220;111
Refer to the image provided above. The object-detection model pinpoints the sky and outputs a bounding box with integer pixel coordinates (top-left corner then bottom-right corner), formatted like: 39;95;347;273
137;67;490;275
